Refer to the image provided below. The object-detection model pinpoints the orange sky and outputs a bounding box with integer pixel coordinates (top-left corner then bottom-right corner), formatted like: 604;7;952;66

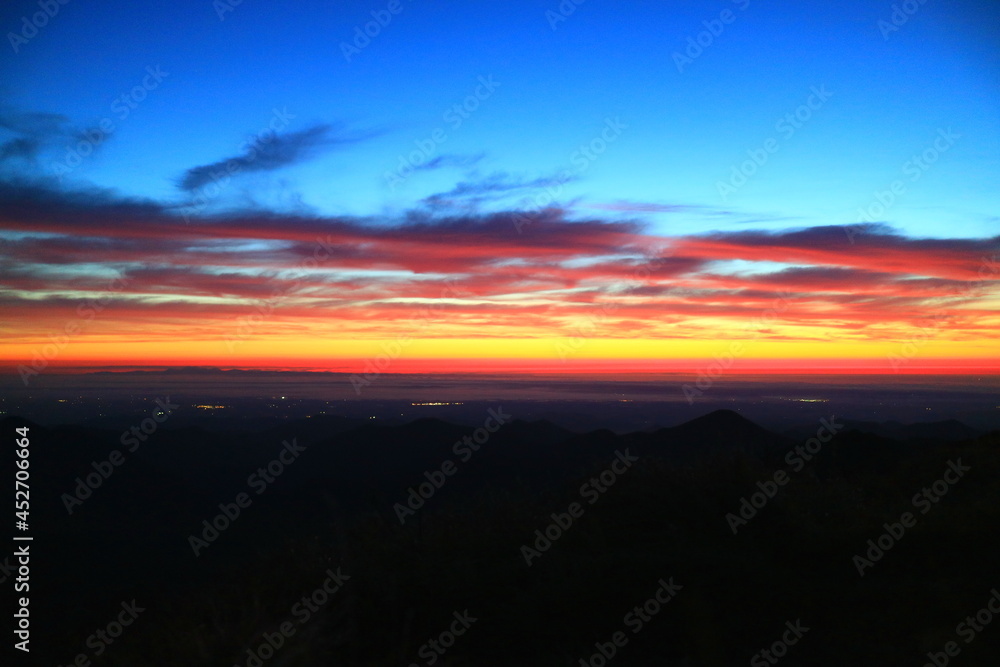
2;204;998;376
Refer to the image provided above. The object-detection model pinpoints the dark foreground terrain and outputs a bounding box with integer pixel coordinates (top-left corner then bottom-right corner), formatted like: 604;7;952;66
3;407;999;666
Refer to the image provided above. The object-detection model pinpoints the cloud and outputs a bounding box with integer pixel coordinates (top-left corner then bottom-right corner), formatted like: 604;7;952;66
583;201;710;214
434;172;573;197
0;110;77;169
0;137;40;162
177;123;375;192
422;171;578;209
413;152;486;172
0;110;68;136
0;180;997;347
674;225;1000;281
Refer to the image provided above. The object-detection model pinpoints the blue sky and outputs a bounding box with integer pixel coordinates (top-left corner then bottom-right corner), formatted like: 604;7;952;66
2;0;996;239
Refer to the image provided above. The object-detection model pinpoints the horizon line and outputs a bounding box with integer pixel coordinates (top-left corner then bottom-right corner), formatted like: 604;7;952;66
3;358;1000;376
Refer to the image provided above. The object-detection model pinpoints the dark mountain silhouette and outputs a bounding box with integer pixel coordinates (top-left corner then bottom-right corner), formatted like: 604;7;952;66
786;417;981;443
648;408;794;462
7;409;1000;666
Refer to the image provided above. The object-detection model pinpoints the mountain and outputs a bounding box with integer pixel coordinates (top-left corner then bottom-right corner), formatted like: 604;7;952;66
785;417;981;443
646;408;794;463
6;408;1000;665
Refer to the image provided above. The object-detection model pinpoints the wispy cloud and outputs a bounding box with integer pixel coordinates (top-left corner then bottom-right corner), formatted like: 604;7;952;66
422;171;578;209
178;123;378;192
583;201;710;214
0;109;103;169
413;152;486;172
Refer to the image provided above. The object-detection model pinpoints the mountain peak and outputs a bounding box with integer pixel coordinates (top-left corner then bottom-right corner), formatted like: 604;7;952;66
647;409;787;462
678;409;761;431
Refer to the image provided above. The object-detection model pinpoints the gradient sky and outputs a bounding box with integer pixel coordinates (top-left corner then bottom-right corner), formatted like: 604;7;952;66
1;0;998;373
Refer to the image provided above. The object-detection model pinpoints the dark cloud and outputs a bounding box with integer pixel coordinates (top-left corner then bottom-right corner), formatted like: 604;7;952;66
0;110;70;168
178;123;376;192
0;110;117;178
0;179;170;227
0;137;40;162
675;225;1000;281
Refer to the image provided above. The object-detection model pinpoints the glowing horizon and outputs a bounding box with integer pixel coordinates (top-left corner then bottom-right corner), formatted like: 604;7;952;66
1;213;998;376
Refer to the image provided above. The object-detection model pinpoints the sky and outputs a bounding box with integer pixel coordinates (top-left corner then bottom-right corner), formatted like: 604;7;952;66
0;0;998;374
